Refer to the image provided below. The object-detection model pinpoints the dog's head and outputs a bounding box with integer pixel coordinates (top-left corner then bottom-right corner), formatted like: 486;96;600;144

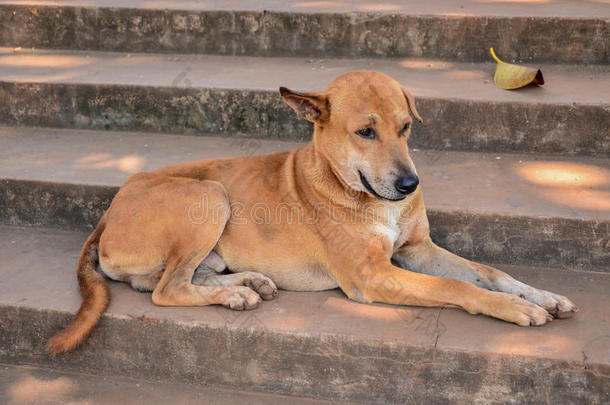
280;71;422;201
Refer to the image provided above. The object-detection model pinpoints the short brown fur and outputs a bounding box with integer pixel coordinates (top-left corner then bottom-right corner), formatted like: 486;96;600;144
48;225;109;354
49;71;577;354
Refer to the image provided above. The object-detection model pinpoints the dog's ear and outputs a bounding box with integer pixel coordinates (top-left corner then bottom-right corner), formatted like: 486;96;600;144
279;87;329;125
401;86;423;123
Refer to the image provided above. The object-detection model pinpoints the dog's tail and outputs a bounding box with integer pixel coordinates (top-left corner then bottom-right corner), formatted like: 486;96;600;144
48;224;110;355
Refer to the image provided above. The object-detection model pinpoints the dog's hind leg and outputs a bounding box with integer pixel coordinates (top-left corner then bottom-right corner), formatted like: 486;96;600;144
393;240;578;318
152;261;264;311
153;253;262;310
151;181;262;310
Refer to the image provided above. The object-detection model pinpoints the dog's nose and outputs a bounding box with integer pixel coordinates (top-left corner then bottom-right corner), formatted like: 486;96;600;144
394;174;419;195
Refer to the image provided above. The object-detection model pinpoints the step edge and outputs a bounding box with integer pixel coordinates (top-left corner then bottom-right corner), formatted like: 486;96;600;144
2;79;609;108
3;301;607;369
2;177;606;224
2;2;610;21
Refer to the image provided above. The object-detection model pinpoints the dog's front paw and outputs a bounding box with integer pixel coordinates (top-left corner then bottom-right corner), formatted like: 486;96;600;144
222;286;261;310
492;292;552;326
241;272;279;300
533;291;578;319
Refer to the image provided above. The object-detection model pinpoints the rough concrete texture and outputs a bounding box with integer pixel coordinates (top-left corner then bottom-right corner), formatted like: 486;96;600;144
0;364;333;405
428;211;609;273
2;48;608;104
1;126;608;222
0;225;608;404
0;127;608;271
0;179;117;230
0;49;608;154
0;81;314;140
0;3;608;63
2;0;610;18
2;178;607;271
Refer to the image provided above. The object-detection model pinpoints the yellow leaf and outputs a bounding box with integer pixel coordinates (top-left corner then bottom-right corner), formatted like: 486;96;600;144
490;48;544;90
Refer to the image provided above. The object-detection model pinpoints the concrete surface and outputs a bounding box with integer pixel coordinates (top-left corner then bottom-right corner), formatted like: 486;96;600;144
1;2;608;63
1;126;608;221
1;126;608;271
2;48;608;104
0;363;332;405
0;49;608;154
1;0;610;18
0;0;607;402
4;177;608;271
0;225;608;403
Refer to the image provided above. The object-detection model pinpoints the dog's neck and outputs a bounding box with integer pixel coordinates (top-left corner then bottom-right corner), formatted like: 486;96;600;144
295;138;368;210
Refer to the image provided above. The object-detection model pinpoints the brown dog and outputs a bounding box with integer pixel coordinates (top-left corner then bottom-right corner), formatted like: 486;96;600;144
49;71;577;354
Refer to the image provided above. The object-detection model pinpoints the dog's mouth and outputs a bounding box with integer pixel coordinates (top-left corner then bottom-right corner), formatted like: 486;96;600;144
358;171;406;202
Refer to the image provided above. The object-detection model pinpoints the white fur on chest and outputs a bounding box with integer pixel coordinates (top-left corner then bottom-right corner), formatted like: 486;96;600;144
373;204;406;248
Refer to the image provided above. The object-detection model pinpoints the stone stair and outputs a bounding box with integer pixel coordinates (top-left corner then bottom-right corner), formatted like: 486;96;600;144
1;225;608;404
0;1;608;403
0;47;607;154
0;363;331;404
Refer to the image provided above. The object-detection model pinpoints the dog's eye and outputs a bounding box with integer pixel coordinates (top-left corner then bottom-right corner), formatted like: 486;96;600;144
400;123;411;136
356;127;375;139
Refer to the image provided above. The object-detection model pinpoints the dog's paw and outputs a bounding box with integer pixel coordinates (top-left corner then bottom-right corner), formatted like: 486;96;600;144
494;293;552;326
529;290;578;319
222;286;261;310
242;272;279;300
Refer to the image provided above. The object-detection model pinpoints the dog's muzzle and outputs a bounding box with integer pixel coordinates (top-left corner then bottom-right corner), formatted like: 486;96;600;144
359;171;415;201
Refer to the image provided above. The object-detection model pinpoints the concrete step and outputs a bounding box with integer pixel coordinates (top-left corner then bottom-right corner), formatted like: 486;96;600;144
0;363;331;405
0;48;608;155
0;126;608;271
0;225;608;404
0;0;608;63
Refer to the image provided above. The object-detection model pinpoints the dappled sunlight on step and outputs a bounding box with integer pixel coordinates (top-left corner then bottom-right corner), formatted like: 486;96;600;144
0;54;93;68
354;3;404;11
8;374;78;404
517;162;608;187
141;1;215;8
477;0;552;4
295;1;344;8
484;330;580;359
537;189;610;212
399;59;455;70
515;161;610;214
76;153;146;174
0;48;95;83
444;70;488;80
